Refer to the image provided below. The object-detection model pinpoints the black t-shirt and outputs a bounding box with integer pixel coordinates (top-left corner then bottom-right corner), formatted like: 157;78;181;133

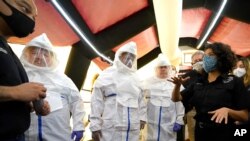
181;74;249;123
181;70;202;112
0;36;30;139
182;70;202;88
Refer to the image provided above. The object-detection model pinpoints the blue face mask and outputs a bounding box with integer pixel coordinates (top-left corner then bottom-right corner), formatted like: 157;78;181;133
203;55;217;73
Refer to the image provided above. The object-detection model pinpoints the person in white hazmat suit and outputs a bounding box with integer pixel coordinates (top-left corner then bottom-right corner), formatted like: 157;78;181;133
142;53;185;141
90;41;147;141
20;33;85;141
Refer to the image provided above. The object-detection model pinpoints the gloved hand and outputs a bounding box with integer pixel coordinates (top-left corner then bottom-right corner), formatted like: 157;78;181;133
92;130;102;141
71;130;84;141
33;100;50;116
173;123;182;132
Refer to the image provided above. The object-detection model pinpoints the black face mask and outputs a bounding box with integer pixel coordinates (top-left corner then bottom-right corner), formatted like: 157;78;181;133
0;0;35;38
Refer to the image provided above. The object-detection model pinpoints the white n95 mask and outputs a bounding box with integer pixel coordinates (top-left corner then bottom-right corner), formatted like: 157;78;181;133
233;68;246;77
192;61;203;72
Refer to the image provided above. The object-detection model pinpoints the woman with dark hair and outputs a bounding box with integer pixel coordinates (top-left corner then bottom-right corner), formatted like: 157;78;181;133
169;42;250;141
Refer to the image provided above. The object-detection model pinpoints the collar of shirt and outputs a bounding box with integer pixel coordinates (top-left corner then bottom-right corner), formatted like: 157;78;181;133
199;73;230;85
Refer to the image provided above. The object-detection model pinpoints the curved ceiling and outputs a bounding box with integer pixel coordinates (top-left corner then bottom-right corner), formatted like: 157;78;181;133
8;0;250;56
6;0;250;89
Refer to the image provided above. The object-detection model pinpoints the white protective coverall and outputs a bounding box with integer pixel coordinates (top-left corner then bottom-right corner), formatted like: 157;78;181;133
89;42;147;141
20;34;85;141
143;54;184;141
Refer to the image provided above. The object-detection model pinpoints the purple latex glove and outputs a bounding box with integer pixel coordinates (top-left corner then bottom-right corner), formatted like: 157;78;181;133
71;130;84;141
173;123;182;132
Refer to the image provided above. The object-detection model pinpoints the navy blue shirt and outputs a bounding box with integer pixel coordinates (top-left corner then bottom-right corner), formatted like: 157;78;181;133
181;74;249;123
182;70;202;88
0;36;30;139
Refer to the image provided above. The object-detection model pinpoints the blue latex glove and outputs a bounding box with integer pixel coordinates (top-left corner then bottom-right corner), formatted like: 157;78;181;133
173;123;182;132
71;130;84;141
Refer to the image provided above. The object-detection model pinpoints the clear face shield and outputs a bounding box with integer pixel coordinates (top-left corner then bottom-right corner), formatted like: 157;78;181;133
25;47;53;68
119;52;136;68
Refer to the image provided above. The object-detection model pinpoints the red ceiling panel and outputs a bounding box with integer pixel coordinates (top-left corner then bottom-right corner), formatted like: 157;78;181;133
93;26;159;69
72;0;148;34
209;17;250;57
180;8;212;38
112;26;158;58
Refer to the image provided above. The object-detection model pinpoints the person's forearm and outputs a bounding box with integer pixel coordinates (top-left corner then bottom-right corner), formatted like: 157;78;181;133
0;86;14;101
228;109;248;122
139;91;147;122
171;84;182;102
72;100;86;130
89;88;104;131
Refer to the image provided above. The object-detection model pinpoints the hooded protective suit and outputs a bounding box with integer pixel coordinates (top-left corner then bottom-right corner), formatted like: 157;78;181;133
89;42;146;141
143;54;184;141
20;33;85;141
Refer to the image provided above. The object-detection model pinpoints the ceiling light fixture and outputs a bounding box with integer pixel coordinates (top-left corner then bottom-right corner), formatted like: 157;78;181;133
48;0;113;64
196;0;228;49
